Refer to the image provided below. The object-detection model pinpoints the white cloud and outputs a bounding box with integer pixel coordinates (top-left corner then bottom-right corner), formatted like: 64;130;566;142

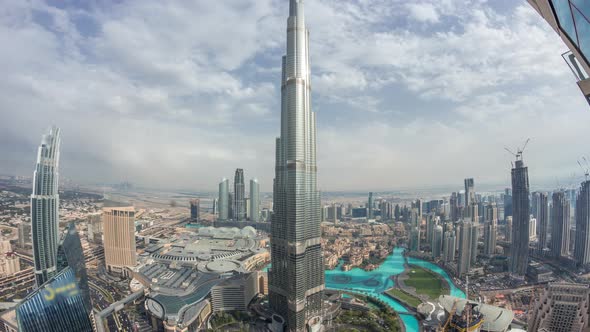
0;0;588;193
406;3;440;23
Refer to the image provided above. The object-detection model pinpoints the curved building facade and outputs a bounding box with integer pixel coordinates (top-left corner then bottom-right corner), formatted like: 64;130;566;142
16;267;93;332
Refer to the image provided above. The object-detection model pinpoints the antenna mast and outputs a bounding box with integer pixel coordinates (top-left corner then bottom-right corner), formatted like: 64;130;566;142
579;157;590;182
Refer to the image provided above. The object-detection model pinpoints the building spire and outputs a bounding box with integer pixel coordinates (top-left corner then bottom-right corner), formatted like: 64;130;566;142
289;0;304;17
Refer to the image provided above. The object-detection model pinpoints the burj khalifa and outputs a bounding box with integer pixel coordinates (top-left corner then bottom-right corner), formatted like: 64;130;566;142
269;0;325;331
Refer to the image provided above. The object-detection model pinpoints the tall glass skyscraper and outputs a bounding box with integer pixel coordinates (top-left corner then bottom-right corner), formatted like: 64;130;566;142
57;222;91;313
31;126;61;287
510;157;531;277
504;188;513;221
484;203;498;256
552;191;570;258
234;169;246;221
190;199;200;221
575;180;590;265
269;0;325;330
16;267;93;332
368;192;374;219
534;192;549;251
218;178;229;221
458;220;473;277
249;178;260;222
464;178;475;208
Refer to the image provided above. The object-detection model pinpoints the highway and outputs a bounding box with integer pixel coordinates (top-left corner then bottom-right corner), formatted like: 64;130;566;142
90;281;123;330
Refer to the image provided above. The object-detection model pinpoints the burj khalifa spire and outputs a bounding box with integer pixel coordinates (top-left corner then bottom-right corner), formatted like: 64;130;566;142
269;0;325;331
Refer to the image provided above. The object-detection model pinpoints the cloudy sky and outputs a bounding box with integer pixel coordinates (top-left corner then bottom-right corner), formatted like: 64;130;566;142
1;0;589;192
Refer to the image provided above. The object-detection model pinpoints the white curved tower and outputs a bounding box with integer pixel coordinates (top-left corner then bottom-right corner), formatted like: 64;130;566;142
250;178;260;222
31;126;61;286
269;0;324;330
218;178;229;221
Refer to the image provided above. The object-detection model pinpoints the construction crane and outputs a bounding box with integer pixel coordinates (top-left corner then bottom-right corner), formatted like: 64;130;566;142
505;138;531;165
441;298;460;331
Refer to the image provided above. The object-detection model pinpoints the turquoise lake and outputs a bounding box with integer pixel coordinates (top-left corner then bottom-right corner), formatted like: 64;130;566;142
265;247;466;332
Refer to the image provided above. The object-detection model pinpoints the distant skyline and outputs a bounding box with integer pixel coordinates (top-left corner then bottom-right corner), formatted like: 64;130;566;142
1;0;590;192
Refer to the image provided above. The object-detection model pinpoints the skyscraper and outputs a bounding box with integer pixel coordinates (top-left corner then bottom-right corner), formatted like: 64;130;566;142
17;223;31;248
250;178;260;222
218;178;229;221
16;267;93;332
410;227;421;252
504;188;513;220
103;205;136;277
483;203;498;256
234;169;246;221
426;213;436;246
0;241;20;277
228;192;234;219
246;197;251;219
534;192;549;251
449;192;460;221
529;217;537;241
464;178;475;209
269;1;325;330
432;225;443;259
469;206;479;265
443;230;456;263
510;157;530;277
575;180;590;266
379;200;387;220
190;199;200;221
458;220;473;277
368;192;374;219
551;191;570;259
528;282;590;332
56;222;91;313
415;198;423;221
505;216;513;242
468;204;479;224
532;191;540;218
31;126;61;287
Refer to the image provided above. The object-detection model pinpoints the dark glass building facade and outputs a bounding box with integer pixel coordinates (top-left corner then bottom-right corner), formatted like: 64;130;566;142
57;222;91;312
16;267;93;332
190;199;200;220
510;159;531;277
234;169;246;221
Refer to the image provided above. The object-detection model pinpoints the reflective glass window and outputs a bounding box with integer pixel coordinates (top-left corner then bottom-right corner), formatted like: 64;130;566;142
552;0;579;46
572;6;590;62
571;0;590;20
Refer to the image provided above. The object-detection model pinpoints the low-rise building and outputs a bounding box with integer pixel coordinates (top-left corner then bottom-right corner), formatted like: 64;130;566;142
211;273;258;312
